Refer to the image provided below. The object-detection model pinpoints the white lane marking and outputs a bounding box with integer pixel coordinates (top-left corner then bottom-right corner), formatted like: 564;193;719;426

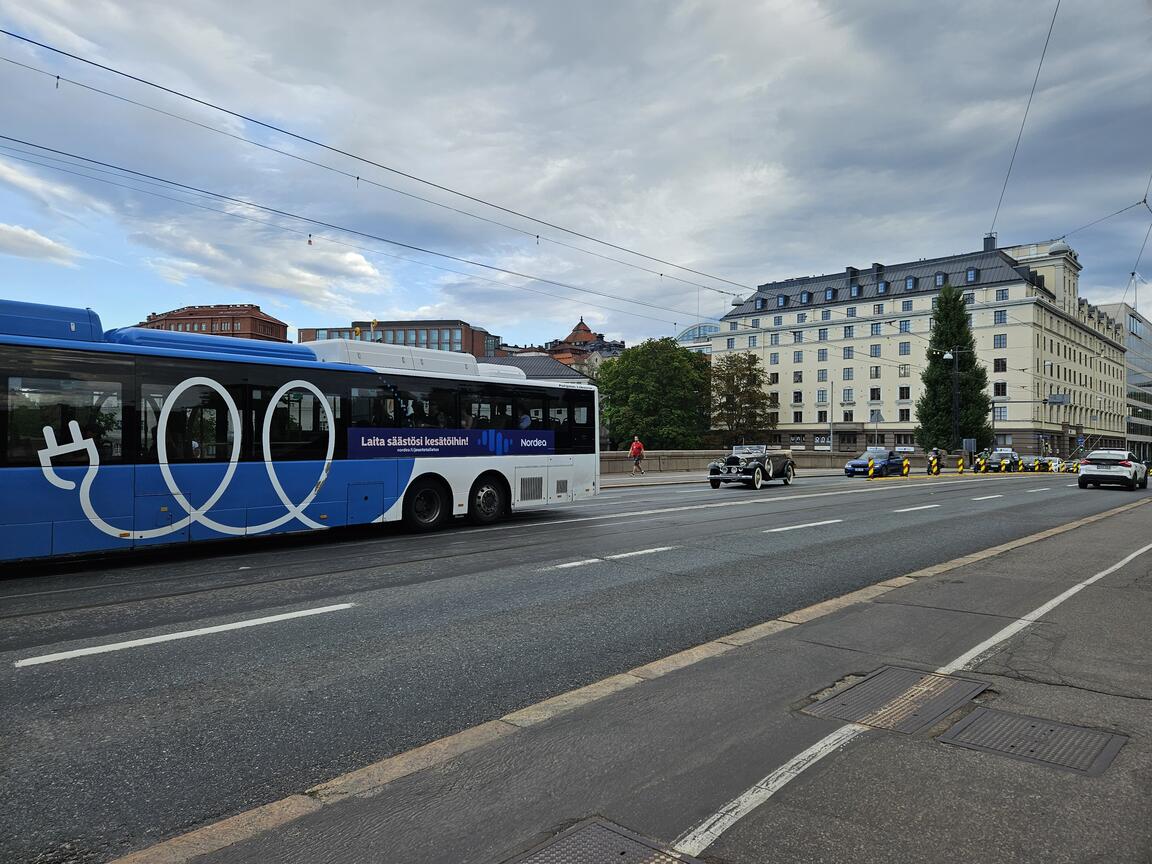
1067;483;1079;487
673;536;1152;857
764;519;843;533
1028;488;1052;493
971;495;1003;501
604;546;678;560
892;504;940;513
540;547;679;571
13;604;356;668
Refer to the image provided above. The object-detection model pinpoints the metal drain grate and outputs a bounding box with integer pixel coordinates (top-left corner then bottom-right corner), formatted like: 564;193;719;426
500;818;701;864
937;707;1127;775
804;666;987;734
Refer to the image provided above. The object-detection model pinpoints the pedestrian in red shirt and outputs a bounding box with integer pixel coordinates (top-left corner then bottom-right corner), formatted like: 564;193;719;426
629;436;645;476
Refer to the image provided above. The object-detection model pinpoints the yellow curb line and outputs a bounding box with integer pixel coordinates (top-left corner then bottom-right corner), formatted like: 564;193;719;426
108;497;1150;864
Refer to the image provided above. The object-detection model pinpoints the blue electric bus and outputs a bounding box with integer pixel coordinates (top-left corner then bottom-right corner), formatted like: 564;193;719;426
0;300;599;562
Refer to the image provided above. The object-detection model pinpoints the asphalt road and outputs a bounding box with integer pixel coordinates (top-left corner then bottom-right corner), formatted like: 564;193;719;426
0;470;1143;863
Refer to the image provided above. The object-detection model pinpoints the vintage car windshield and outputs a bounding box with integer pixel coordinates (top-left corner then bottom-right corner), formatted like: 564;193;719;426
732;445;766;457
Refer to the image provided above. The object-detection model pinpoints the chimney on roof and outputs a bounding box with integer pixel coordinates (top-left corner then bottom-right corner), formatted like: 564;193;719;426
845;266;859;281
983;232;997;252
871;262;884;277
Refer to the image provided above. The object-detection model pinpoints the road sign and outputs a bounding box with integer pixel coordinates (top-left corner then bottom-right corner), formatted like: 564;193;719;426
1077;436;1085;447
962;438;976;452
1046;393;1070;405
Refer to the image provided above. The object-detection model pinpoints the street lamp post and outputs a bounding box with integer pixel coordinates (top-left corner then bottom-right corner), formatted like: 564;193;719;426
943;349;960;452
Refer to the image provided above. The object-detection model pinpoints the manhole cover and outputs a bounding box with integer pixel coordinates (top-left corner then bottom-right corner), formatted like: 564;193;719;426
500;818;701;863
803;666;987;734
937;707;1127;775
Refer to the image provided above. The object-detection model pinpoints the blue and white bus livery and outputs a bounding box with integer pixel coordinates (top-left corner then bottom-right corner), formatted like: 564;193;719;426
0;300;599;562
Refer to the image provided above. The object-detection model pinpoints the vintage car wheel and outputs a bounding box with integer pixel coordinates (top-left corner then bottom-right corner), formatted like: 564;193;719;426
750;466;763;490
709;479;721;489
781;464;794;486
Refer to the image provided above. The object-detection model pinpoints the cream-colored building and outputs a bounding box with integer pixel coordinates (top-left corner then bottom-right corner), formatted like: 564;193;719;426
711;236;1126;456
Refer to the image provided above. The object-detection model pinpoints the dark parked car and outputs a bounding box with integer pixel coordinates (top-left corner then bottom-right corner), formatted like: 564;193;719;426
844;448;903;477
708;445;796;489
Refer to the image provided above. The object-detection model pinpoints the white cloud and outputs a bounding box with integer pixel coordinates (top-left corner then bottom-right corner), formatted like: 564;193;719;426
0;222;80;266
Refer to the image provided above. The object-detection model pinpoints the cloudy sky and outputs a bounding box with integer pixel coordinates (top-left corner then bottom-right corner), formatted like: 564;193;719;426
1;1;1151;345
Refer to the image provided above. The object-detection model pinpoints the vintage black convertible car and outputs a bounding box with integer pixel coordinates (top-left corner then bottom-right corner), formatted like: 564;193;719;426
707;445;796;489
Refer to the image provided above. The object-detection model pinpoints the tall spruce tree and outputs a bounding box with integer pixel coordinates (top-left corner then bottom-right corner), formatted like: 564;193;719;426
914;283;993;451
711;351;776;444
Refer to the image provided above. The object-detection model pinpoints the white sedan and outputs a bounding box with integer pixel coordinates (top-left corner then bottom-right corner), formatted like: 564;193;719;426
1077;450;1149;490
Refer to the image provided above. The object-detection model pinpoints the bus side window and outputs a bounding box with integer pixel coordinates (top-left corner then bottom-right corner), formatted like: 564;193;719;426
6;373;126;465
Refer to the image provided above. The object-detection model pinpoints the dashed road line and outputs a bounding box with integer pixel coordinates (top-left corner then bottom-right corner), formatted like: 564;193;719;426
540;546;678;570
764;519;843;533
971;495;1003;501
13;603;356;668
892;504;940;513
1027;488;1052;493
605;546;678;560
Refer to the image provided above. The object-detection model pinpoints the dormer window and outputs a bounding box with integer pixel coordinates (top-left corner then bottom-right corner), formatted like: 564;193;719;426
934;272;947;287
850;283;861;298
800;291;812;304
877;280;888;295
905;276;917;291
777;295;788;308
825;287;836;301
755;297;766;310
966;267;979;283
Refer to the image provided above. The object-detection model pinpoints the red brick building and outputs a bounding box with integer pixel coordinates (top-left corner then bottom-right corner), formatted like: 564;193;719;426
297;320;503;358
137;304;289;342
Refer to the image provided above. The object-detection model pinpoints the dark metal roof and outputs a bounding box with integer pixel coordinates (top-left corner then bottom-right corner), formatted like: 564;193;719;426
482;355;590;381
726;249;1044;319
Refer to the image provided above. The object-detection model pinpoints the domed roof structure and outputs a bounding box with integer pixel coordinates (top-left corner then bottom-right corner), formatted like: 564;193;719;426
1048;240;1073;255
564;317;597;344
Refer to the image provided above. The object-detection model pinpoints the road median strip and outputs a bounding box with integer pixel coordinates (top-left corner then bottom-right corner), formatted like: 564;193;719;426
107;496;1150;864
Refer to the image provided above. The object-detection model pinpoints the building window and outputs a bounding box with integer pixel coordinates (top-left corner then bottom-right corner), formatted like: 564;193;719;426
994;382;1007;397
905;276;917;291
850;284;861;298
793;331;803;343
846;307;857;318
994;406;1008;421
868;366;882;381
777;295;787;307
966;267;979;283
895;433;915;445
870;322;882;336
843;346;854;359
818;328;829;342
817;410;828;423
935;272;946;287
898;364;910;377
963;292;975;305
773;315;783;326
900;300;912;313
817;368;828;382
729;321;738;331
994;333;1007;349
994;358;1007;372
870;387;882;401
825;288;836;301
796;313;807;324
755;298;766;310
870;344;881;357
994;310;1007;325
899;408;911;422
877;281;888;295
821;309;832;321
801;291;812;304
793;367;803;380
817;348;828;361
769;352;779;365
726;337;735;349
817;389;829;403
872;304;884;315
793;411;804;424
748;335;758;348
751;318;760;328
843;411;854;422
899;386;911;400
842;388;854;403
899;342;911;356
843;325;855;339
792;390;803;403
770;332;780;346
898;319;910;332
843;367;854;380
996;288;1009;301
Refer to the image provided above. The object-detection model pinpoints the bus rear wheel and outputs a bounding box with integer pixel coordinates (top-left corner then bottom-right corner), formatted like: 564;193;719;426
468;474;507;525
403;478;449;531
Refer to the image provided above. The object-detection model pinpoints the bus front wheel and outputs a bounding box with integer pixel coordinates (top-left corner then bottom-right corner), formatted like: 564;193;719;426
468;474;507;525
403;477;449;531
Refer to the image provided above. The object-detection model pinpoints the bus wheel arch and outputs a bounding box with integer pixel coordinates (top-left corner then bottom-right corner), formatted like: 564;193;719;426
402;473;452;531
468;471;510;525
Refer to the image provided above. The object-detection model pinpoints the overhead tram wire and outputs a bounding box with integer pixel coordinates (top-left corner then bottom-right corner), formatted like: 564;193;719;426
0;29;753;297
988;0;1060;236
0;135;712;323
0;54;744;304
0;147;682;327
0;154;685;329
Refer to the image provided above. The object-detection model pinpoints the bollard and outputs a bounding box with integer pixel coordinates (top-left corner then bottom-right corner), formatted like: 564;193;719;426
1000;458;1008;472
902;457;910;477
957;457;964;475
980;457;988;473
928;456;940;476
867;456;875;480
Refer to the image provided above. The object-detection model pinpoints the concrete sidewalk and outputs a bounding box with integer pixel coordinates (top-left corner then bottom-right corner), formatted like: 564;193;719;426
120;500;1152;864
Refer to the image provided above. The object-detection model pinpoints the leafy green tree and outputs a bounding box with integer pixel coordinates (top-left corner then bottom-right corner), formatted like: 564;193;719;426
914;283;993;450
598;337;710;449
711;351;776;443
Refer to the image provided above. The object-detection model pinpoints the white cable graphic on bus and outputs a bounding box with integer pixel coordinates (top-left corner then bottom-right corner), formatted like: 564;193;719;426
37;377;335;540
